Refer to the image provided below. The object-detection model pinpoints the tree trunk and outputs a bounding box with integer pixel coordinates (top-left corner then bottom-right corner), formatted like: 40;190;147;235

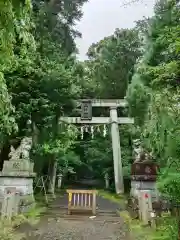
32;122;38;146
48;159;57;195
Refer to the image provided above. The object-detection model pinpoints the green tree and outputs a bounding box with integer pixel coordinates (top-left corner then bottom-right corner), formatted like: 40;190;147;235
86;28;141;98
0;0;88;192
0;0;34;146
127;1;180;237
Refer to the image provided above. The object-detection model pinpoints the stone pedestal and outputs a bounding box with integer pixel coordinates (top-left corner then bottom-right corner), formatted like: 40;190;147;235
130;162;159;202
130;181;159;201
138;190;153;225
0;176;34;196
0;158;36;212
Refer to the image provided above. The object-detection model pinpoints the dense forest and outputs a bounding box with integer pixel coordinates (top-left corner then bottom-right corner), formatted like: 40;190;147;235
0;0;180;238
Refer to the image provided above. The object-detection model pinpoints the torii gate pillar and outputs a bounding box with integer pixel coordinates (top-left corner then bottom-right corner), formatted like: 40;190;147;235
110;106;123;194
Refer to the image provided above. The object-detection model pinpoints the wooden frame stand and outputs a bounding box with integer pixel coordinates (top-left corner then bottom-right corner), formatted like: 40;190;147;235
67;189;97;215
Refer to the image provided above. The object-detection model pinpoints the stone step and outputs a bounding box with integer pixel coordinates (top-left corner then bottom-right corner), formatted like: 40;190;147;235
59;217;121;222
48;205;67;209
43;210;119;219
40;213;121;222
48;205;120;212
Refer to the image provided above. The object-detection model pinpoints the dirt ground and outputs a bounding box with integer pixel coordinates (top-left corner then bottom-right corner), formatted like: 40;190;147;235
19;194;131;240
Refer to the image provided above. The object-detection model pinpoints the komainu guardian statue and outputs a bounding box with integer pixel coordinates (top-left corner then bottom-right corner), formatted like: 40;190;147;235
9;137;32;161
133;139;153;163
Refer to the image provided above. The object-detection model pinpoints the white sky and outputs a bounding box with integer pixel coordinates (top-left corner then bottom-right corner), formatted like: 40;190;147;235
75;0;156;60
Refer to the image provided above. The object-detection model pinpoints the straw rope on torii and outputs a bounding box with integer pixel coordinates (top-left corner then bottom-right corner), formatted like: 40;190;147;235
59;99;134;194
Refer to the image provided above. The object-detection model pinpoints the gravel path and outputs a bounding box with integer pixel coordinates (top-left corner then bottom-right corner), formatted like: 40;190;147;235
19;194;131;240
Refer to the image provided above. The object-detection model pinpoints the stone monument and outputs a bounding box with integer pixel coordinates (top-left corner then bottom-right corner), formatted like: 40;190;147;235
57;174;63;189
0;136;36;211
130;139;159;202
104;173;110;189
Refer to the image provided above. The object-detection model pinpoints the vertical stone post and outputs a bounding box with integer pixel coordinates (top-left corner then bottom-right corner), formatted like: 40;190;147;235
138;190;153;225
13;192;20;216
110;107;124;194
57;174;63;188
1;187;16;221
104;173;110;189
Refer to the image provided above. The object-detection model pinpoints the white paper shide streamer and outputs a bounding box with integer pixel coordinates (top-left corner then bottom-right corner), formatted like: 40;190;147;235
80;124;108;139
81;126;84;139
91;126;94;139
103;124;107;137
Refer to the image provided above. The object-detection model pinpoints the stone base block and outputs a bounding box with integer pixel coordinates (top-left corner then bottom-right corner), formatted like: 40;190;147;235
0;176;34;196
130;180;159;201
0;176;35;212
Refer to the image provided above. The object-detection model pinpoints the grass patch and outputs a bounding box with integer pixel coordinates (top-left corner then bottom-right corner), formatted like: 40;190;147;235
0;202;46;240
98;190;177;239
23;204;46;225
12;202;47;228
35;189;65;204
0;219;23;240
98;189;127;209
119;210;177;239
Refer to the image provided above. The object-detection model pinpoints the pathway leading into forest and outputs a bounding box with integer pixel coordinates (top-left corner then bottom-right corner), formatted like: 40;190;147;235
19;193;131;240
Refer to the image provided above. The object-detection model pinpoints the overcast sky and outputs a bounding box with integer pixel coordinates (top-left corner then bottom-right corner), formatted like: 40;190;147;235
75;0;156;60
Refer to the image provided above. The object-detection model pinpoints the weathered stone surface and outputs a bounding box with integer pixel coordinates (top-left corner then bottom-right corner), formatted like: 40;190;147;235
130;180;159;201
9;136;32;162
2;161;35;176
0;136;36;211
0;177;34;195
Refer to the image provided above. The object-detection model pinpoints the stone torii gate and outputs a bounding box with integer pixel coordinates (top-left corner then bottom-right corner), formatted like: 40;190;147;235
60;99;134;194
